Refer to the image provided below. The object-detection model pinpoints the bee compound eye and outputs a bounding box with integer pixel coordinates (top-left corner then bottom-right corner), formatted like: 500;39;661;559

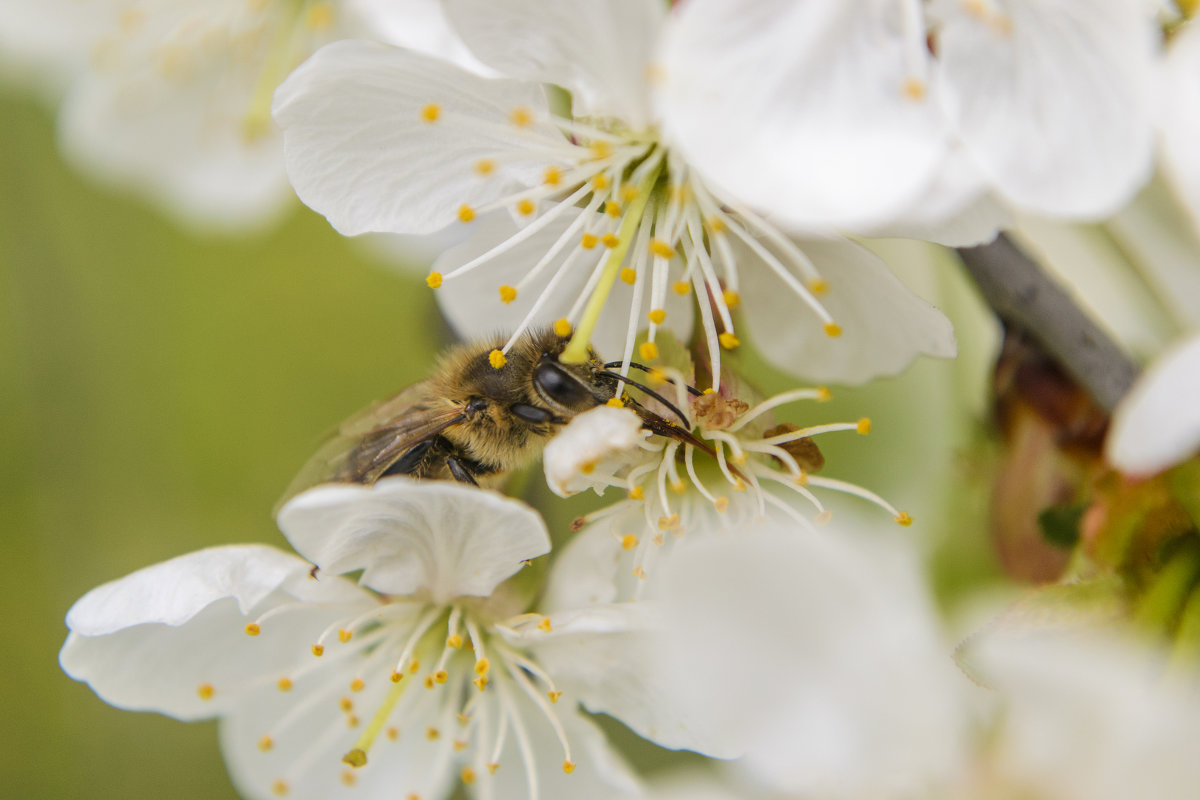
533;361;591;408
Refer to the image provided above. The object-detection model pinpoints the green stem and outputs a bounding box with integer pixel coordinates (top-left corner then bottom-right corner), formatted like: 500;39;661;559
1133;543;1200;636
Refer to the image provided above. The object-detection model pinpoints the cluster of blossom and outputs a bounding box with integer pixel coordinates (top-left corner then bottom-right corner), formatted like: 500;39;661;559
34;1;1200;799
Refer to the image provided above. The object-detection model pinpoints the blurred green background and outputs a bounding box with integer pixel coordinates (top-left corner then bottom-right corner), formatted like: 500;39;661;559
1;84;999;798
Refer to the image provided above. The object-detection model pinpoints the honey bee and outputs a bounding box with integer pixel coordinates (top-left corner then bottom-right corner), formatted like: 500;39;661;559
281;327;702;501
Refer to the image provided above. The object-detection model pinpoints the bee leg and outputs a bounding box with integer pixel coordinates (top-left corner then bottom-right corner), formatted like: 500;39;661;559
383;439;435;477
446;455;480;486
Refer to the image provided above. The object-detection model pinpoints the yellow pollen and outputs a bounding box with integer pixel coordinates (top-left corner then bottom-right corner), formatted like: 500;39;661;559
510;106;533;127
426;727;440;741
347;715;360;728
632;566;647;580
895;512;914;527
824;322;843;338
816;386;832;402
671;480;685;493
409;659;420;674
548;690;563;703
473;675;489;691
601;233;620;248
390;671;404;683
197;683;214;700
350;678;366;692
722;289;741;308
621;185;641;202
857;418;871;435
718;332;740;349
715;497;729;512
343;748;367;768
538;617;554;633
340;697;354;712
706;217;727;234
702;387;715;394
499;285;518;304
457;204;476;223
648;309;667;325
474;158;495;175
673;281;691;295
244;623;261;636
580;232;599;250
424;676;435;689
516;198;536;216
475;658;491;675
258;735;274;752
543;166;562;186
386;727;400;741
590;141;613;159
272;779;289;796
341;770;357;787
338;629;353;643
796;472;809;486
305;2;335;30
453;740;469;752
458;713;470;725
446;634;463;649
620;267;637;285
605;201;622;218
649;238;674;259
426;271;443;289
563;761;577;774
277;677;293;692
733;478;746;491
606;396;625;408
580;460;596;474
809;278;829;295
489;349;507;369
591;173;610;190
434;670;449;684
902;77;926;100
653;533;665;546
621;535;639;551
420;104;440;123
628;486;644;500
657;516;671;530
731;452;747;465
461;767;477;784
815;510;834;526
639;341;659;361
488;763;500;775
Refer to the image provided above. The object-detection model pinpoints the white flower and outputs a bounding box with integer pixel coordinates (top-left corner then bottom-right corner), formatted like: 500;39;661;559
1161;18;1200;239
0;0;472;231
1106;331;1200;476
272;0;957;384
543;404;649;497
60;479;645;800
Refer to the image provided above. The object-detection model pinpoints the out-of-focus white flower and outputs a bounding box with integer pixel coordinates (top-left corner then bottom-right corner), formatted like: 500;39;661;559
1106;331;1200;476
60;479;645;800
1161;19;1200;238
0;0;471;231
273;0;957;384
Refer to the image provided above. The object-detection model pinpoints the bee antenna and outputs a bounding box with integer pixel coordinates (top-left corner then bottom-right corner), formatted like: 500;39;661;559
597;371;691;428
601;361;704;397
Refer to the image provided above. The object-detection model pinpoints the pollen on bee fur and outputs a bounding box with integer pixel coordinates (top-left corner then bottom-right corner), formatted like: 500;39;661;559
895;512;914;526
824;322;843;338
489;349;507;369
244;623;260;636
620;268;637;285
606;396;624;408
457;204;476;223
673;281;691;295
553;318;572;338
649;239;674;259
648;309;667;325
621;535;639;551
426;271;443;289
509;106;533;127
857;418;871;435
718;332;740;349
419;104;440;123
499;285;518;303
639;341;659;361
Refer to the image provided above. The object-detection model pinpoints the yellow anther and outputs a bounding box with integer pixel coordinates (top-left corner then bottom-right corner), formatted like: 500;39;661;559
489;349;507;369
474;158;495;175
244;623;261;636
621;184;640;202
657;516;671;530
722;289;741;309
258;735;274;752
718;332;740;349
277;677;293;692
605;201;622;218
809;278;830;295
650;368;669;383
426;727;440;741
516;198;536;216
548;690;563;704
667;513;681;528
731;452;747;465
426;271;443;289
473;676;489;691
815;510;834;526
824;322;843;338
340;697;354;712
706;217;727;234
632;566;647;580
272;779;289;796
424;676;435;689
639;341;659;361
409;659;420;674
446;634;463;649
580;232;599;249
461;767;477;784
341;770;357;787
350;678;365;692
343;748;367;768
488;763;500;775
474;658;489;676
563;761;577;774
671;480;685;493
620;267;637;285
457;713;470;725
902;77;926;100
648;309;667;325
457;204;476;223
510;106;533;127
591;173;609;190
628;486;644;500
795;472;809;486
346;715;360;728
621;535;639;551
601;233;620;248
543;166;562;186
338;628;353;643
197;683;215;700
304;2;335;30
857;418;871;435
390;671;404;683
590;141;613;159
386;727;400;741
653;533;665;546
537;617;553;633
733;478;746;491
453;740;469;752
702;387;715;394
714;497;730;513
434;670;449;684
673;281;691;295
895;511;914;527
420;104;440;123
606;396;624;408
649;238;674;259
580;460;596;474
499;285;518;303
816;386;832;402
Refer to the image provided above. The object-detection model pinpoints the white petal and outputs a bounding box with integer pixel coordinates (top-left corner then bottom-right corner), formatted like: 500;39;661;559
347;0;495;75
1106;332;1200;476
1161;22;1200;238
433;209;694;356
657;525;966;796
444;0;664;126
60;545;374;720
741;238;957;384
543;406;648;497
276;477;550;602
273;40;558;236
657;0;948;230
936;0;1157;218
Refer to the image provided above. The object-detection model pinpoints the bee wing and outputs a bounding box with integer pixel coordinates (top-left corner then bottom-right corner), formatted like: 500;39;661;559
277;383;467;509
